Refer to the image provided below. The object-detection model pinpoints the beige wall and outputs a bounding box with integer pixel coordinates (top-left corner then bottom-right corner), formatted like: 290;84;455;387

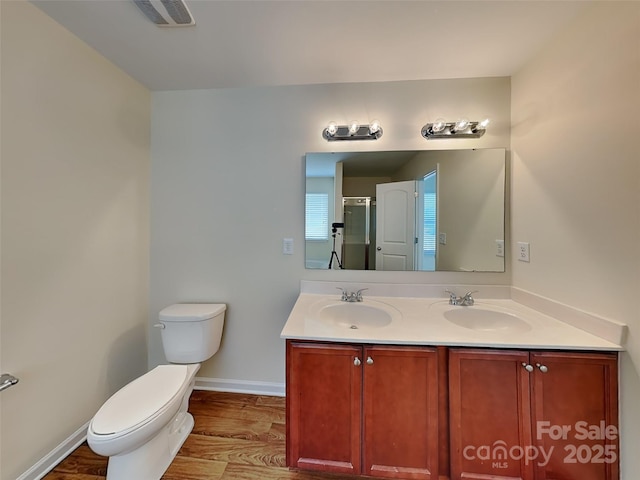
0;2;150;479
150;77;511;381
511;3;640;478
0;1;3;475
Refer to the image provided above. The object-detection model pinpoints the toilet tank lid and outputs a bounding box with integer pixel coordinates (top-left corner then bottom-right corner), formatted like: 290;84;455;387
159;303;226;322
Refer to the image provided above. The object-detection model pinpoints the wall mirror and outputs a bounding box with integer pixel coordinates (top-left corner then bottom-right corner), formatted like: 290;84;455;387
305;148;506;272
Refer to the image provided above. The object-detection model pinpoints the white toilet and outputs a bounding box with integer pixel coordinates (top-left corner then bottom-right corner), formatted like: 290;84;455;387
87;303;226;480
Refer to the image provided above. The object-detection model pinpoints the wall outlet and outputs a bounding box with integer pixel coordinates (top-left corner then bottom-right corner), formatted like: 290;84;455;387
517;242;530;262
496;239;504;257
439;233;447;245
283;238;294;255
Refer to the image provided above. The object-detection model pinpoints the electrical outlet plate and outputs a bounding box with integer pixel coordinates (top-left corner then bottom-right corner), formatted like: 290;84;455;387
496;239;504;257
517;242;530;262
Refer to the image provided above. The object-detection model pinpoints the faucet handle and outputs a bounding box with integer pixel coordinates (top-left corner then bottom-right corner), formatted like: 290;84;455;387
462;291;478;306
355;288;368;301
336;287;348;301
444;289;459;305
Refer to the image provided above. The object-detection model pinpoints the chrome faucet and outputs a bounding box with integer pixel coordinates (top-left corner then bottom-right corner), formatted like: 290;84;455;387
337;287;368;302
445;290;477;306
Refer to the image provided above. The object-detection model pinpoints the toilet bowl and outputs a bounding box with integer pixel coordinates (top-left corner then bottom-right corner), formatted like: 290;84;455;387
87;303;225;480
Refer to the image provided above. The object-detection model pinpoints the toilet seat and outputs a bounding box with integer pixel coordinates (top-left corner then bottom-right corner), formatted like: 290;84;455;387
88;365;193;456
92;365;188;436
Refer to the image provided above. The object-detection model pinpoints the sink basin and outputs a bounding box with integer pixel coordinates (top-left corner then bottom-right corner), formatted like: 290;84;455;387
309;300;401;329
431;302;532;333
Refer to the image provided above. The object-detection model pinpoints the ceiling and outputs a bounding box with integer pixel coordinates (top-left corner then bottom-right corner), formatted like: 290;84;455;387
31;0;590;91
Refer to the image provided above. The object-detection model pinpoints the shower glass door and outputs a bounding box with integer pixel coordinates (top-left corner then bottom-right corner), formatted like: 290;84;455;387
342;197;376;270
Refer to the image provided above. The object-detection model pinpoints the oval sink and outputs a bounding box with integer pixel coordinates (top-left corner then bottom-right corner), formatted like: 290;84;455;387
309;300;400;329
443;308;532;333
429;301;532;333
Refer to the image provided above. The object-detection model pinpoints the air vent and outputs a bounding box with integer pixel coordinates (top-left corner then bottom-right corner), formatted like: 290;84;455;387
133;0;195;27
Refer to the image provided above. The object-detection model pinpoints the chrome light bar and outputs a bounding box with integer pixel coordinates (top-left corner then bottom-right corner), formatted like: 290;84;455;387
421;119;490;140
323;121;383;141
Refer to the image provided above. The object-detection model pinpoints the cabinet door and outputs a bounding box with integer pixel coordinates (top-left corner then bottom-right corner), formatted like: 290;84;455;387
286;341;362;474
449;348;534;480
530;351;619;480
363;346;439;480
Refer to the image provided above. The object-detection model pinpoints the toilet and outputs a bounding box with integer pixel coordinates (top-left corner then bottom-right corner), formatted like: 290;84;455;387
87;303;226;480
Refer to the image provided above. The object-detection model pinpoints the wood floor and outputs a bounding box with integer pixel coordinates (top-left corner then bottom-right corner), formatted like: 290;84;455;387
43;390;359;480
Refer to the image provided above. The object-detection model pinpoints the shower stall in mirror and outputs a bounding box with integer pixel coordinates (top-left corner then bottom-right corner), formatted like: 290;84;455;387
342;197;376;270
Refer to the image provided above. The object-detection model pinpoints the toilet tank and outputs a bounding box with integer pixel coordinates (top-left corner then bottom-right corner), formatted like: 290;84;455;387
157;303;226;364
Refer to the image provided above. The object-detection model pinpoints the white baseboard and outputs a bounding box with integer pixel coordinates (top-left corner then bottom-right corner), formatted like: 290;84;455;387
17;421;89;480
195;376;285;397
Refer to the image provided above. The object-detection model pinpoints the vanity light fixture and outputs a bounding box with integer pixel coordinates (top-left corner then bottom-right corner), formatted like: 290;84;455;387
323;120;383;141
421;118;490;139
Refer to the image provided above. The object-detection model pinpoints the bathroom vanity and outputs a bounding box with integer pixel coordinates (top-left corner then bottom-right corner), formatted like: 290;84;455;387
281;283;624;480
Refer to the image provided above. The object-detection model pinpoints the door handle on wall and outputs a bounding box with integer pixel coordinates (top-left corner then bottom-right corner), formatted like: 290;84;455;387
0;374;19;392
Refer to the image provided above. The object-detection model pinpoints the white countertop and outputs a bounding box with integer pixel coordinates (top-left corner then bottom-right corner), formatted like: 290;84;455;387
280;292;624;351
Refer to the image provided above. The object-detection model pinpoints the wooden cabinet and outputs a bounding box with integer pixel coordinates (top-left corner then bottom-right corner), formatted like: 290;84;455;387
286;342;361;475
286;341;440;479
530;352;619;480
449;349;533;480
363;345;439;479
449;349;618;480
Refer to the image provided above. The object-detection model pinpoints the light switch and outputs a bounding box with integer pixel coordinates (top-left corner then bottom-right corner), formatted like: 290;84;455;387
283;238;294;255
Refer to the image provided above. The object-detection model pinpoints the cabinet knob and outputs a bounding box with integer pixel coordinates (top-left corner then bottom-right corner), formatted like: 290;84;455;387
366;356;374;365
522;362;534;372
536;363;548;373
354;357;361;366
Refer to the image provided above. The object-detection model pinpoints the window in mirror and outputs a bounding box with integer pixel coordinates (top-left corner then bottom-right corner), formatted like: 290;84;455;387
421;170;437;271
305;193;329;241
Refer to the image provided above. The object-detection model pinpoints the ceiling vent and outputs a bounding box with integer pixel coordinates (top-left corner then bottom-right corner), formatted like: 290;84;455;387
133;0;195;27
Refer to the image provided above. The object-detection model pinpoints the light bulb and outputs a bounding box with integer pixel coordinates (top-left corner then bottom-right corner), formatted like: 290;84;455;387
432;118;447;133
348;121;359;136
326;121;338;136
478;118;491;129
453;118;469;132
369;119;381;135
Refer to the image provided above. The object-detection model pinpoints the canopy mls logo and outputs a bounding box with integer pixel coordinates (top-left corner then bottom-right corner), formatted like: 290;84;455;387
463;421;618;469
463;441;554;468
